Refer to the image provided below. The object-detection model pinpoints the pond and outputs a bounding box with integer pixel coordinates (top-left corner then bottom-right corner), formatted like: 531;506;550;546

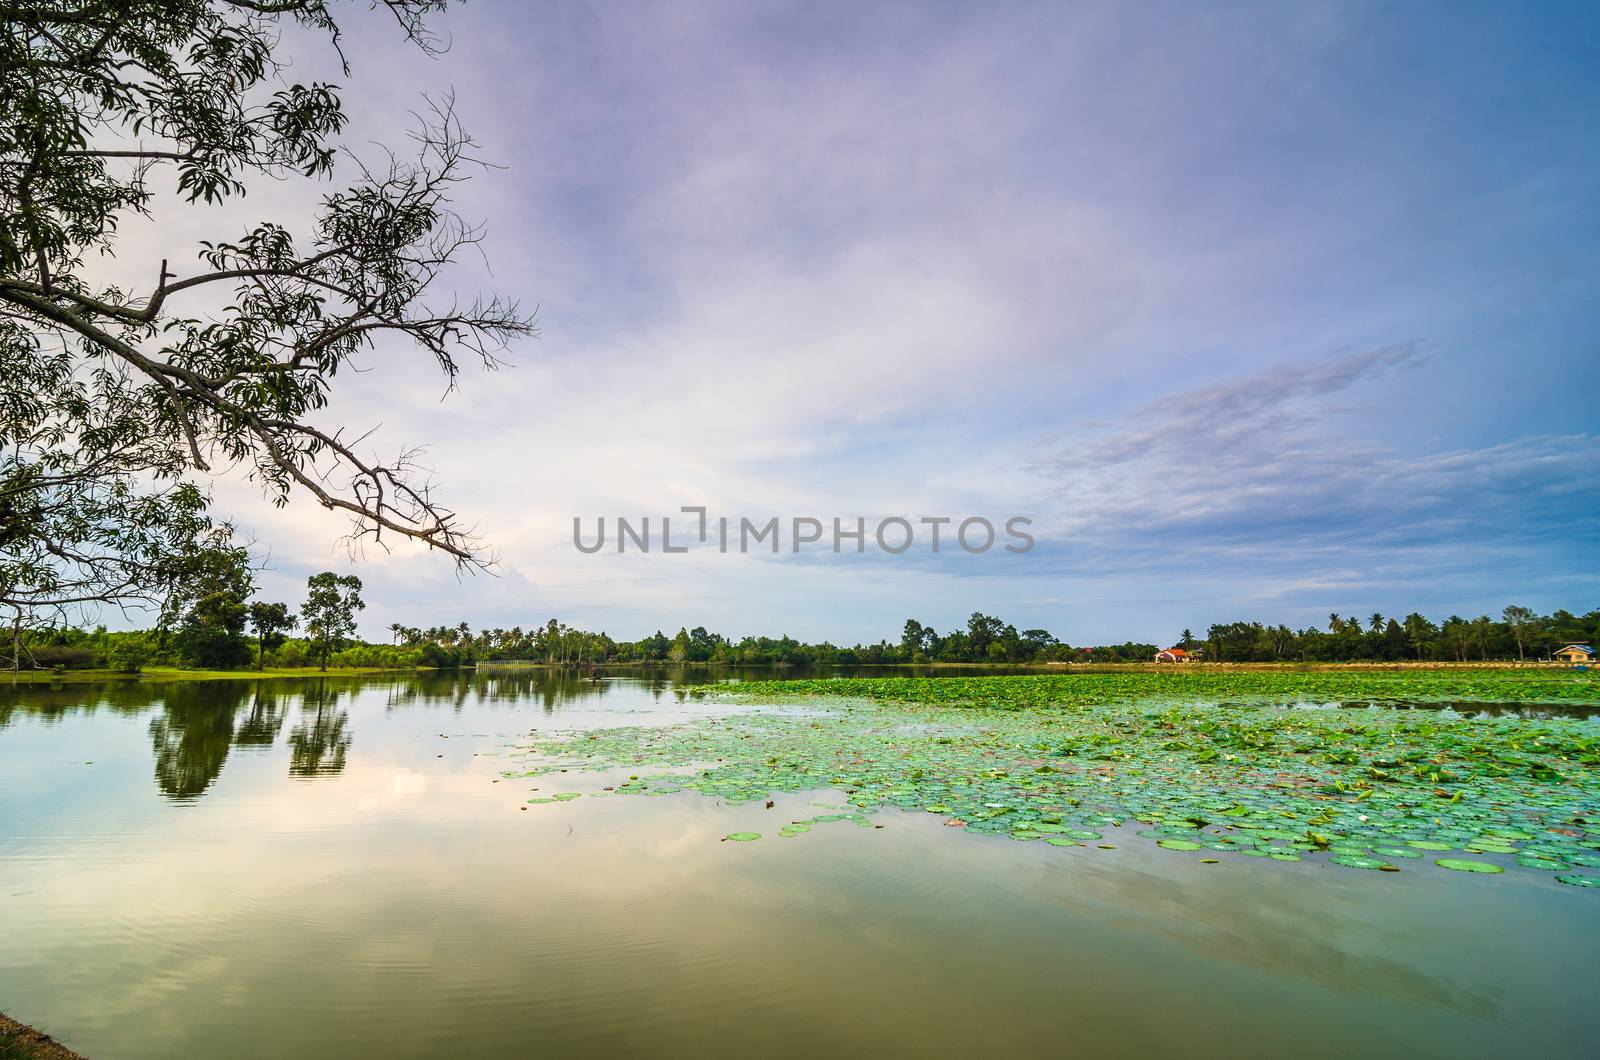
2;668;1598;1058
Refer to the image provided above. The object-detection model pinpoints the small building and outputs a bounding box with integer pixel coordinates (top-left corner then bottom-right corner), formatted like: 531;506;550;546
1553;644;1595;664
1155;648;1192;663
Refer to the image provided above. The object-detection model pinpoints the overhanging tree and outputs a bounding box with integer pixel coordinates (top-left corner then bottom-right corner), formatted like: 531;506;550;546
1;1;533;636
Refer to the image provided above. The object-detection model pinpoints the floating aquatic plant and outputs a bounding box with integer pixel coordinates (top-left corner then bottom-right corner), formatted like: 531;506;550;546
1435;859;1505;874
501;672;1600;887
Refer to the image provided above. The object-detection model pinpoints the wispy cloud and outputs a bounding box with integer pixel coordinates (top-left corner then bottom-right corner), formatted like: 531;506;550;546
79;2;1600;642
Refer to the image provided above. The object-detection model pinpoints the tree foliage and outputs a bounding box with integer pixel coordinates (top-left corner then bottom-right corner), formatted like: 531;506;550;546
301;570;363;670
247;599;295;670
0;0;533;636
167;531;254;668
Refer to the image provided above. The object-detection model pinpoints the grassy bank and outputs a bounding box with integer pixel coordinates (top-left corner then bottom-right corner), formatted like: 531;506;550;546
0;1015;86;1060
0;665;415;686
5;659;1588;688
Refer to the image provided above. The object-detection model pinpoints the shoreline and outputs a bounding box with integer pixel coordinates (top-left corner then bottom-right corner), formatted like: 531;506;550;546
0;1013;87;1060
2;658;1583;686
0;665;418;686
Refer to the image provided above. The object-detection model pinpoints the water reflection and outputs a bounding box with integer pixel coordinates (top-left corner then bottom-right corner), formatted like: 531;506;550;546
3;669;1599;1060
288;682;351;777
3;666;1596;802
148;683;250;799
235;689;289;747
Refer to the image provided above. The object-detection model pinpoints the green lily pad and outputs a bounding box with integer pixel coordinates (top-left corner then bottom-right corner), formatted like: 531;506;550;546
724;831;761;842
1435;858;1503;874
1555;873;1600;888
1328;854;1386;870
501;671;1600;885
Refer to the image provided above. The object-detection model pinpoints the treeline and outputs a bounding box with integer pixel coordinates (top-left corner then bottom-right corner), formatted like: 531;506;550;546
9;560;370;674
12;602;1596;675
387;613;1147;666
1197;606;1598;663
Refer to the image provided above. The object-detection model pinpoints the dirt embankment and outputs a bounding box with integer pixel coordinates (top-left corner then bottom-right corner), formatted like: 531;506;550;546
0;1013;88;1060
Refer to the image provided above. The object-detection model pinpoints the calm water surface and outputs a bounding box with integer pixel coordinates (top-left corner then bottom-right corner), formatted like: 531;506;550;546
2;669;1597;1059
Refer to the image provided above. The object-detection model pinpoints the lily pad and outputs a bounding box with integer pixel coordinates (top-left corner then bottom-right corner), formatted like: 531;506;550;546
1435;858;1503;874
500;671;1600;890
724;831;761;842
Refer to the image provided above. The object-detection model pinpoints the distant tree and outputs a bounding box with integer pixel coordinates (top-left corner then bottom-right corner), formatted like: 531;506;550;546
1019;628;1057;658
168;533;254;668
301;572;364;672
1402;613;1436;661
900;619;927;661
966;612;1005;658
248;602;296;671
1502;605;1534;660
108;634;151;674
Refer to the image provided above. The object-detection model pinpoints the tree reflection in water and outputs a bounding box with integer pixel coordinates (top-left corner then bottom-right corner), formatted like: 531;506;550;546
142;680;351;798
235;689;288;747
288;680;351;778
148;682;249;799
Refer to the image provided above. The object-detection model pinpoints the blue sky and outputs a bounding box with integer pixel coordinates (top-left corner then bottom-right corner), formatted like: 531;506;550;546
160;1;1599;645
